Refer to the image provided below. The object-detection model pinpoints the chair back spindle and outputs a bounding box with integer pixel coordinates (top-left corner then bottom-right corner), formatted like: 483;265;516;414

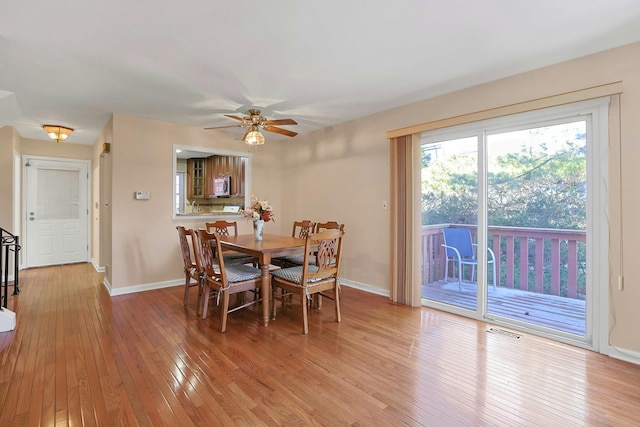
292;220;316;239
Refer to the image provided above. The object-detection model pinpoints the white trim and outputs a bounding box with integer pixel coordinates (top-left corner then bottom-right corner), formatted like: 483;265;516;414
109;279;183;296
13;151;21;269
104;275;390;299
591;101;610;353
90;258;105;273
102;277;112;294
340;278;390;297
608;345;640;366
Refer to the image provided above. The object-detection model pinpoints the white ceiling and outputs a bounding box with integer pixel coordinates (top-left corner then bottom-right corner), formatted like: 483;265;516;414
2;1;640;145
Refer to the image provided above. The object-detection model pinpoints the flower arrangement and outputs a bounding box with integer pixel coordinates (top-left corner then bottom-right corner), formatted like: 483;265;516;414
242;194;274;222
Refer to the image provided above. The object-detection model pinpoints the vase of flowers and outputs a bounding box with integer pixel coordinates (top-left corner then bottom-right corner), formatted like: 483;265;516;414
243;195;274;240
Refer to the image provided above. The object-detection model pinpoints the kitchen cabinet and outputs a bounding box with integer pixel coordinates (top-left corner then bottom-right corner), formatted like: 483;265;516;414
186;158;208;199
186;155;245;200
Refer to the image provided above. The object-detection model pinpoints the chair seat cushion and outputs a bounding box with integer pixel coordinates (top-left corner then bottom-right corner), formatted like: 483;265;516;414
211;263;261;282
270;265;334;284
280;254;313;266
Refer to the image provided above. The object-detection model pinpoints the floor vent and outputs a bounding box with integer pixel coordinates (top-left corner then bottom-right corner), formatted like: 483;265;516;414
487;327;522;339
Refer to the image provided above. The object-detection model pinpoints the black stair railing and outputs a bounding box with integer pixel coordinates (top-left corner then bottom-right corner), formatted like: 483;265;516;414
1;228;21;309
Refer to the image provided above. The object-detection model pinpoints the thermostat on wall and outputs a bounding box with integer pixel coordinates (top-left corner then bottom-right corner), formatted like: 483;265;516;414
135;191;150;200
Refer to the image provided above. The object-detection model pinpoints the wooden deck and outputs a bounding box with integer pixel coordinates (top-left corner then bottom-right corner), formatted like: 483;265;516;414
422;279;586;336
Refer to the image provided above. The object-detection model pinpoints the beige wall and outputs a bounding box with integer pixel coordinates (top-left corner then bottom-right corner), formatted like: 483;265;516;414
107;114;285;290
277;125;390;291
20;137;94;160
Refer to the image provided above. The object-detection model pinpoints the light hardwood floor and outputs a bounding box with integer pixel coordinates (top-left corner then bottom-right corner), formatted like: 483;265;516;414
1;263;639;426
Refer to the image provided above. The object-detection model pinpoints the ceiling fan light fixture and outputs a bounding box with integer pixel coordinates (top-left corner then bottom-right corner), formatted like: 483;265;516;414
243;125;265;145
42;124;74;143
206;109;297;141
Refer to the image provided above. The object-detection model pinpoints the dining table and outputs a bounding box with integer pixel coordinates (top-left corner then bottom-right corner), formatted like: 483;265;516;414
217;233;307;326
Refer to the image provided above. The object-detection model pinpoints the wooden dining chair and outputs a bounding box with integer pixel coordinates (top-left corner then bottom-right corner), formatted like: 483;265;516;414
311;222;344;308
205;220;255;265
292;220;316;239
194;229;262;332
272;220;317;268
270;228;344;334
315;221;345;233
282;221;345;267
176;226;204;309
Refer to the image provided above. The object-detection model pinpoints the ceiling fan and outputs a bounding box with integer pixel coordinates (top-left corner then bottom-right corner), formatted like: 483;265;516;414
204;109;298;145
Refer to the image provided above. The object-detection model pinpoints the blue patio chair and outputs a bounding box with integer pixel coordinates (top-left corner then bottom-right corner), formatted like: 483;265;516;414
441;227;496;291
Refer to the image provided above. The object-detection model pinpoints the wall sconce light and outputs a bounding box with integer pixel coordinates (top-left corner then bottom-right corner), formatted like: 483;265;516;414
242;124;265;145
42;124;74;143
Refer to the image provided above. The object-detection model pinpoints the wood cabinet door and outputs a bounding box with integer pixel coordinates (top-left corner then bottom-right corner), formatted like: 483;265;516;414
187;158;207;199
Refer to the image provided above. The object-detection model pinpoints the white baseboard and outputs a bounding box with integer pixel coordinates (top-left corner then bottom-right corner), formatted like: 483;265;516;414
102;277;112;294
105;276;388;299
109;279;183;296
339;278;389;297
90;258;105;273
608;344;640;366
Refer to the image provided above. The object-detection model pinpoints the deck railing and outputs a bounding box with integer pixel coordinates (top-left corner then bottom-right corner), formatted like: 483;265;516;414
422;224;586;299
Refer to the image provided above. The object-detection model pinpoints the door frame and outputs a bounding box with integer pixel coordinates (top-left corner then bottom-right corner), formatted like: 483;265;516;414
13;151;21;269
22;155;92;268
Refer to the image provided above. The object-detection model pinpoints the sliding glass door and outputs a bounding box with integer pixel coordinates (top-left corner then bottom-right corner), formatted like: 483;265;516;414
420;99;608;347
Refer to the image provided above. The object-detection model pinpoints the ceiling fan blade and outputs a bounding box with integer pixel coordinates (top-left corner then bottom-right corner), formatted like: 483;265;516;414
224;114;246;122
264;126;298;137
263;118;298;126
204;124;243;130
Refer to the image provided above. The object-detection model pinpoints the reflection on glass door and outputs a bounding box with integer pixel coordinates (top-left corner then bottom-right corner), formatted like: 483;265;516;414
420;136;479;311
486;121;587;336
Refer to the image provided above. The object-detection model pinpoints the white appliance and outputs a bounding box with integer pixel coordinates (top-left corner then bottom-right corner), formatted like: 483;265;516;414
214;176;231;197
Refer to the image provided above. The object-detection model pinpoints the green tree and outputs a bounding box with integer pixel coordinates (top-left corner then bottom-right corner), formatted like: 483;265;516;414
421;131;586;230
487;140;586;229
422;152;477;225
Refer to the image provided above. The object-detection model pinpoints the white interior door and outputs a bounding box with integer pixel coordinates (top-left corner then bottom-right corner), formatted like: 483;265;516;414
25;158;89;267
